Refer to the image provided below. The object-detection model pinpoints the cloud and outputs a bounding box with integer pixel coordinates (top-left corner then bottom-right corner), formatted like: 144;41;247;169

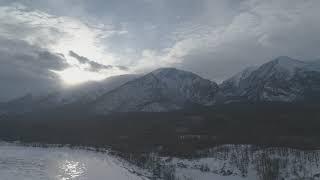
69;51;112;72
0;3;126;65
69;51;129;72
50;51;130;85
132;0;320;82
0;2;131;91
0;0;320;99
0;37;69;101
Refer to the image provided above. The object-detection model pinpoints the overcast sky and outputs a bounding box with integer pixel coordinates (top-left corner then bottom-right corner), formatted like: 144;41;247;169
0;0;320;101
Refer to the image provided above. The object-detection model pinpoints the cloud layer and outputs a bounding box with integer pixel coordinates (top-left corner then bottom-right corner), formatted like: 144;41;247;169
137;0;320;81
0;0;320;100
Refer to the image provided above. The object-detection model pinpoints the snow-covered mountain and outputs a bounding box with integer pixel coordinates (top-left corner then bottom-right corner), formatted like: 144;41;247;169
2;58;320;116
56;74;139;104
220;56;320;102
0;74;138;114
218;66;258;103
92;68;219;114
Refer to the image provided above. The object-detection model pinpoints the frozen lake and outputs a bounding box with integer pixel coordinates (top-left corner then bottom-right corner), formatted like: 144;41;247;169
0;142;148;180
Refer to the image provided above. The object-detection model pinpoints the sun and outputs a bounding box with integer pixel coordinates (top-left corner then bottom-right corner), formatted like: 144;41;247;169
53;67;106;86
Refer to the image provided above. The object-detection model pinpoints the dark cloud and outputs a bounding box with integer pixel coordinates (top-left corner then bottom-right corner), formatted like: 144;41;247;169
69;51;129;72
0;37;69;101
117;66;129;71
69;51;112;71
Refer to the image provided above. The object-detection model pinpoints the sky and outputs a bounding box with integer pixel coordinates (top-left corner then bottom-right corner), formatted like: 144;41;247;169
0;0;320;101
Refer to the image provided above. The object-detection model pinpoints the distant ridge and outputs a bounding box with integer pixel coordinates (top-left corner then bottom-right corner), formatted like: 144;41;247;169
1;56;320;115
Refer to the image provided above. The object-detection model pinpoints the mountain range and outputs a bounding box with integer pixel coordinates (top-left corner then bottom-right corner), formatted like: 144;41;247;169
220;56;320;102
1;56;320;116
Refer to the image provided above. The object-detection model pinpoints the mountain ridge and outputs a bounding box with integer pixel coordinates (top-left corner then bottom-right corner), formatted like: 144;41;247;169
1;56;320;115
220;56;320;102
92;67;219;114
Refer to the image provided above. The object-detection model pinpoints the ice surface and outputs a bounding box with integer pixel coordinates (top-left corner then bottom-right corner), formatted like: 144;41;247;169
0;142;148;180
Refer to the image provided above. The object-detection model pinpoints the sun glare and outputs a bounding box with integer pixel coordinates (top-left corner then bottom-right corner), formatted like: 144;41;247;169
53;67;107;86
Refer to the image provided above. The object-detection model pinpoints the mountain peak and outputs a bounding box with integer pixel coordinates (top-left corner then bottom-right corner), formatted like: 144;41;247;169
221;56;320;102
93;68;219;114
153;67;179;72
274;56;295;62
151;67;190;76
256;56;307;77
150;68;205;82
269;56;305;69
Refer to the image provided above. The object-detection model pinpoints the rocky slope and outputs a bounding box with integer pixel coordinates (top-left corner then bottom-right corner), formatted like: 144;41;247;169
92;68;219;114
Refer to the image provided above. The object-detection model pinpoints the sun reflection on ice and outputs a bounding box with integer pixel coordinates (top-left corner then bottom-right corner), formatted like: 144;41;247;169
58;160;86;180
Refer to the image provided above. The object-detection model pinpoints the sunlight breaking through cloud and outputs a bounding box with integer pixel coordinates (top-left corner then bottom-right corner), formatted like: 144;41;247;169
0;2;130;85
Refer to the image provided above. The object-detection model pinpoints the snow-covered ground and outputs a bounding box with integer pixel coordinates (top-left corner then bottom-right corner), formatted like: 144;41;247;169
143;145;320;180
1;143;320;180
0;142;150;180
